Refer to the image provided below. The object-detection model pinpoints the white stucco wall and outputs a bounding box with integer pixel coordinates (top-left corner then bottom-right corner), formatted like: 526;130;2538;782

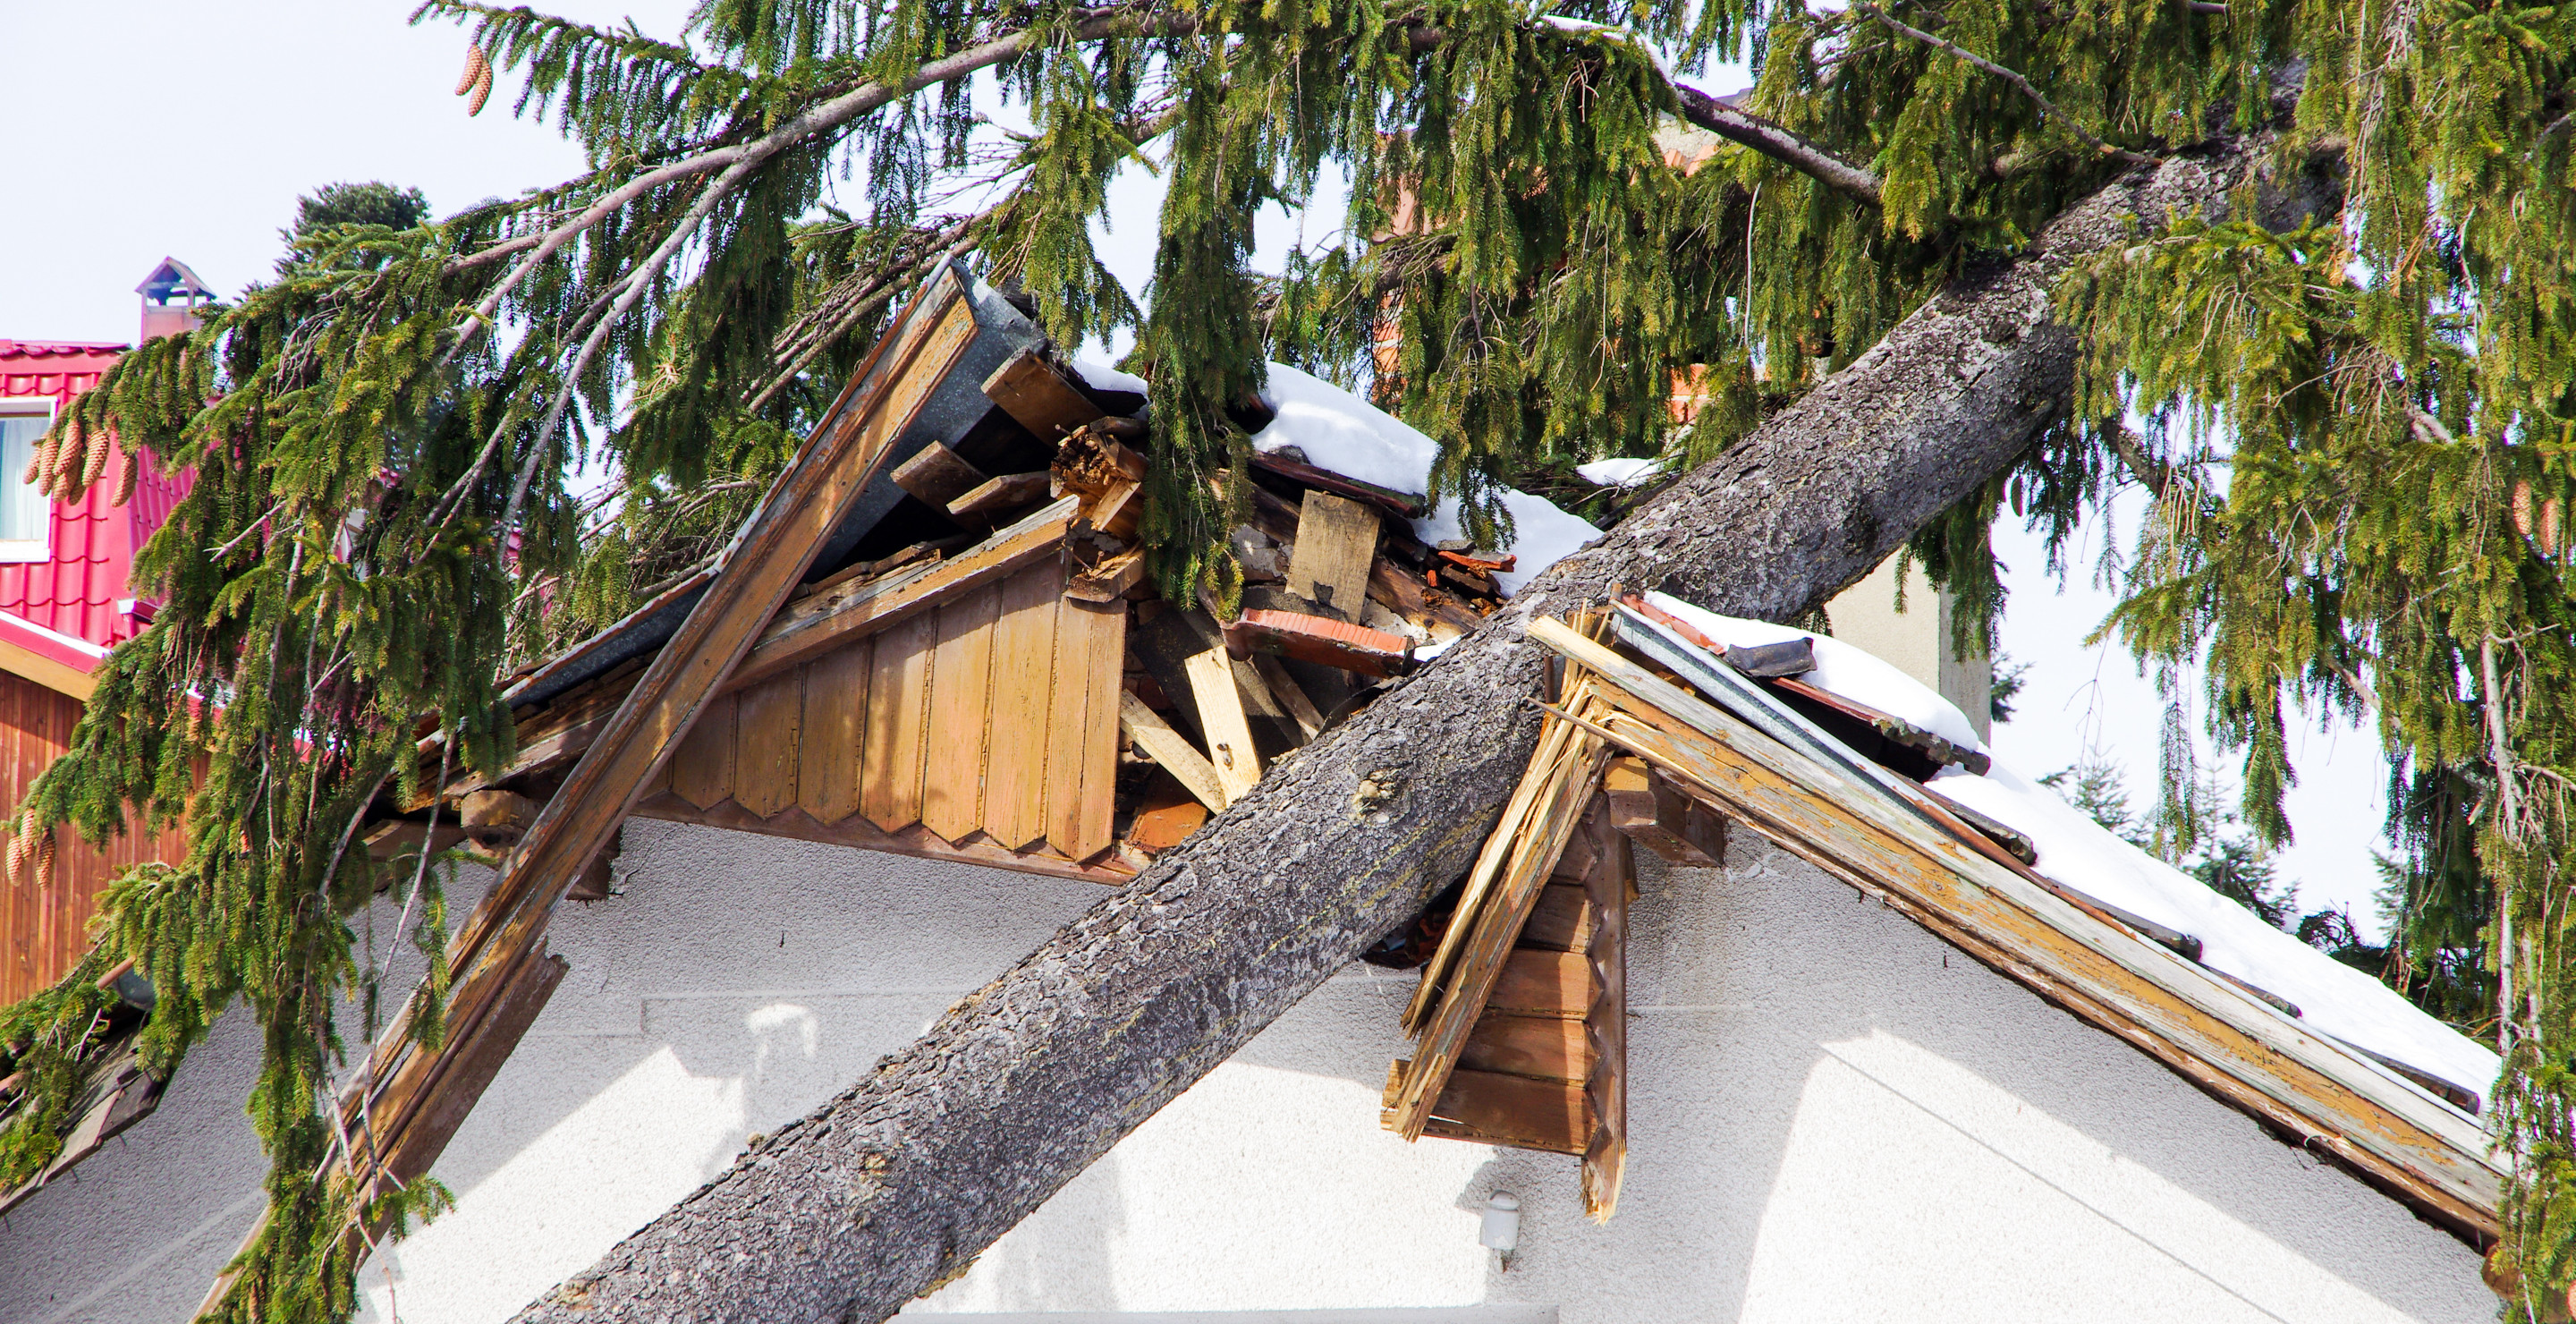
0;817;2487;1323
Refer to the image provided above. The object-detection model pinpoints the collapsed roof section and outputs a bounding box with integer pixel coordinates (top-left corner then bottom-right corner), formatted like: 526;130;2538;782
1383;596;2503;1243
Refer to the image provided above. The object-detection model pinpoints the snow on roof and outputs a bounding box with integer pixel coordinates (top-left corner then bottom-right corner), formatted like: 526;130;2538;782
1068;355;1148;396
1577;456;1665;488
1649;594;2501;1113
1252;363;1602;594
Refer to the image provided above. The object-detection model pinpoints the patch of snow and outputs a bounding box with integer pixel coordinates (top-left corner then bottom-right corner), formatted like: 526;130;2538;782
1932;761;2501;1110
1069;355;1149;397
1645;594;1983;755
1577;456;1665;488
1253;363;1603;595
1536;14;1673;78
1646;592;2501;1112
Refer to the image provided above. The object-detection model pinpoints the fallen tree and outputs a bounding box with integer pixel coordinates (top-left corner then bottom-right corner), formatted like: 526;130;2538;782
512;130;2319;1324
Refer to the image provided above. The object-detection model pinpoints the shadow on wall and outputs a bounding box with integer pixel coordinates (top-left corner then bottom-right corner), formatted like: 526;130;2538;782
0;817;2487;1324
354;820;1119;1324
917;829;2485;1324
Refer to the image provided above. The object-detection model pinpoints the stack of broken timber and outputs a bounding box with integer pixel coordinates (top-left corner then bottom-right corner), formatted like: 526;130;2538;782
1107;446;1517;861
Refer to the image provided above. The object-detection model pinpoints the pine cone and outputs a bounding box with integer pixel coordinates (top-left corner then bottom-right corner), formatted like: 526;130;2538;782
33;830;55;881
468;61;495;116
22;439;50;488
48;418;83;496
453;44;488;97
114;451;141;507
4;826;25;880
80;425;112;493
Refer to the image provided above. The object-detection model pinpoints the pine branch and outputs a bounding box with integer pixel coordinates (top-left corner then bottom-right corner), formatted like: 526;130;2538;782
1852;3;2158;167
1667;83;1884;206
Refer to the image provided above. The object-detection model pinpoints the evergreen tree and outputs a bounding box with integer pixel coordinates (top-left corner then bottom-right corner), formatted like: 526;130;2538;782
0;0;2568;1312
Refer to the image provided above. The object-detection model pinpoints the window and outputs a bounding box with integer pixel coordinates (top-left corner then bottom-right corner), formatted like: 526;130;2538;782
0;402;55;560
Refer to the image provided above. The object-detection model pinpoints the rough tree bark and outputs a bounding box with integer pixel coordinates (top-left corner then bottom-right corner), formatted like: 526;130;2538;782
510;131;2324;1324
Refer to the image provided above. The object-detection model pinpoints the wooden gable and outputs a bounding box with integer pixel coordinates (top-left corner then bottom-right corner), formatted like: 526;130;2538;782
636;552;1128;878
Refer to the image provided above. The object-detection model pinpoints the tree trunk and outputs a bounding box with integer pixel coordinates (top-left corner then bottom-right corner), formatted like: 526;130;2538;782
512;135;2307;1324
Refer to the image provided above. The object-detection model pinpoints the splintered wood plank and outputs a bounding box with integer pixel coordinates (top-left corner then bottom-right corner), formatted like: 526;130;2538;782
798;641;871;824
670;691;738;810
861;611;939;831
946;471;1050;521
920;584;1002;844
1487;948;1595;1018
1118;692;1227;813
982;562;1063;850
1581;793;1631;1221
1046;597;1126;861
1286;488;1381;623
1460;1014;1590;1083
732;666;806;819
1182;647;1262;804
982;349;1106;439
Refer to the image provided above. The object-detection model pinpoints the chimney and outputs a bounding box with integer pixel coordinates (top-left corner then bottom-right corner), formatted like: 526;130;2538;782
135;257;213;344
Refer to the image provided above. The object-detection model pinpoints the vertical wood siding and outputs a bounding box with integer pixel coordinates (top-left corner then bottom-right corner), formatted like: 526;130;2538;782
0;670;191;1003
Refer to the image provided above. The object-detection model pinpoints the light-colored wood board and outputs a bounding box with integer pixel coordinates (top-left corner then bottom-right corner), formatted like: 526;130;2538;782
1044;597;1122;860
921;584;1001;843
1063;598;1127;861
861;610;939;832
670;691;739;810
1182;648;1262;804
1286;488;1381;623
797;640;872;824
982;561;1063;850
1117;692;1227;814
732;666;807;819
1521;884;1599;953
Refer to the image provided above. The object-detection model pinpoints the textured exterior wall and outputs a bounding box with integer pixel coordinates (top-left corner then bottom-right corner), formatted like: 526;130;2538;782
0;819;2487;1323
1825;553;1993;743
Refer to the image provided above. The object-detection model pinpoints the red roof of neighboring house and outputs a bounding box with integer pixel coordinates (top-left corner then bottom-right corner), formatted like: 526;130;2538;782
0;340;194;663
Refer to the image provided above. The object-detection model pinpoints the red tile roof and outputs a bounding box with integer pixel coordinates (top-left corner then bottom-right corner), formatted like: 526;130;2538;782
0;342;192;658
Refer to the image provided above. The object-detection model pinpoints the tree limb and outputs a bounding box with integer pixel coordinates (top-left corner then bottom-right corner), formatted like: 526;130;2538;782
1668;83;1885;206
1853;3;2158;167
505;133;2272;1324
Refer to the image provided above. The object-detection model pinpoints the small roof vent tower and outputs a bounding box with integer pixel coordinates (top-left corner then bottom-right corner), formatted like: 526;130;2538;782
136;257;213;344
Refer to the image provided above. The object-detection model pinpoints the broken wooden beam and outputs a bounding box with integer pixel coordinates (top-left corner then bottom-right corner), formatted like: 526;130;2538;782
890;441;992;510
983;349;1106;438
946;471;1051;520
1182;647;1263;804
1116;692;1229;814
1250;450;1426;518
1603;756;1723;866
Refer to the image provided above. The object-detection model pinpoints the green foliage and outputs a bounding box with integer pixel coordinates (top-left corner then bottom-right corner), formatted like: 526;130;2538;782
6;0;2572;1311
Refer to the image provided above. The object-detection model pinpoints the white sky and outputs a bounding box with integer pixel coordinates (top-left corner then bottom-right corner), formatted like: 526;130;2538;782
0;2;2394;934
